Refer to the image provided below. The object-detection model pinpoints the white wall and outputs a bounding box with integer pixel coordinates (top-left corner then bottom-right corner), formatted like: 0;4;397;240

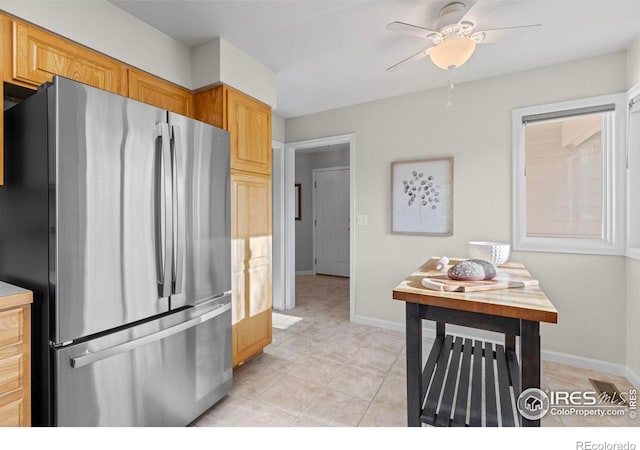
191;37;277;107
627;35;640;89
286;52;628;365
627;37;640;380
295;147;350;272
272;114;285;143
627;258;640;379
0;0;192;88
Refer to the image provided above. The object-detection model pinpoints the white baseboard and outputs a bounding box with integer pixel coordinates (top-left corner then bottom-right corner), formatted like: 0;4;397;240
350;313;639;387
295;270;315;276
626;367;640;389
350;314;405;332
541;349;627;377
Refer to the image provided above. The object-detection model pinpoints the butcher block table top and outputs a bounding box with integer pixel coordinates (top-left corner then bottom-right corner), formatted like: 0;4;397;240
0;281;33;310
393;257;558;324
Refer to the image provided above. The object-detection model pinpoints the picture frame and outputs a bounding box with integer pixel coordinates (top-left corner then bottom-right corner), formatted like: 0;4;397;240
391;157;453;235
295;183;302;220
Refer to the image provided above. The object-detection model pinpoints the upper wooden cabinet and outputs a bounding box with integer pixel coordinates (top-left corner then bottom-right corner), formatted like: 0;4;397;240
128;69;193;117
195;85;272;175
227;88;272;175
11;20;127;95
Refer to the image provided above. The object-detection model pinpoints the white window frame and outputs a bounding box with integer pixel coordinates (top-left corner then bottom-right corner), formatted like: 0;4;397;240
512;93;627;255
627;83;640;261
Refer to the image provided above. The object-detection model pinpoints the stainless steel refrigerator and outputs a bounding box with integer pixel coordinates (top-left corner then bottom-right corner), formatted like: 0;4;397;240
0;76;232;426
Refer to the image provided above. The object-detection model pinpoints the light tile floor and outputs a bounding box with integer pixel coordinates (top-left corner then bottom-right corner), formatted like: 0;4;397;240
192;275;639;427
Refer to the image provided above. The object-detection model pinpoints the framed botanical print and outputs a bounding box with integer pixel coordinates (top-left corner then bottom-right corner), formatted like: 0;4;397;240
391;157;453;235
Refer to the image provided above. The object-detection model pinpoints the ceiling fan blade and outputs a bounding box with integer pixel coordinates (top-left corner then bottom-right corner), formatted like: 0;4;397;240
472;24;542;44
386;21;438;38
386;47;433;72
457;0;501;29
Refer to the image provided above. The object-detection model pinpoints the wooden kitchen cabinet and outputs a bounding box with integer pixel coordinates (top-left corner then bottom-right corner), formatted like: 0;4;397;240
230;171;272;366
128;69;193;117
0;283;32;427
195;85;273;366
196;85;272;175
10;20;127;95
227;88;272;175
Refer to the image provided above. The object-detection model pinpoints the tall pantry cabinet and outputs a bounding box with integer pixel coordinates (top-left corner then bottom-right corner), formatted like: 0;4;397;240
195;86;272;367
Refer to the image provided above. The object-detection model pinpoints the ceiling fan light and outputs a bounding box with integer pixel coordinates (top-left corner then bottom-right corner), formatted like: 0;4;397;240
429;36;476;70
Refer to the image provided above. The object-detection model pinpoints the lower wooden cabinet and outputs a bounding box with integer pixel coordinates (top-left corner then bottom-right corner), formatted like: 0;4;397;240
0;287;31;427
231;171;272;366
0;390;26;427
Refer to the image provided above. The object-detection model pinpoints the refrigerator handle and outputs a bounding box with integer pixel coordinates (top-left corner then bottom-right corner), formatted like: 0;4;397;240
69;302;231;369
156;122;173;298
171;125;185;295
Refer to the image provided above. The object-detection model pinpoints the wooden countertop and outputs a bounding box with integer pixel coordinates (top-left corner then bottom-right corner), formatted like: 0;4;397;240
0;281;33;310
393;257;558;324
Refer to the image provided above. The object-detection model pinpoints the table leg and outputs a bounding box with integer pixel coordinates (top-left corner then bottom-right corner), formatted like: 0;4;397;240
520;320;540;427
505;334;516;352
406;302;422;427
436;321;445;337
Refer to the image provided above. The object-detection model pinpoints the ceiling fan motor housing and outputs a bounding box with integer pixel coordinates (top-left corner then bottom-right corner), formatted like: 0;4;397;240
430;2;477;45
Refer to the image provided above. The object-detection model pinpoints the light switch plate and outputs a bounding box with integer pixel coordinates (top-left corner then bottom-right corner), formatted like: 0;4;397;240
356;214;368;225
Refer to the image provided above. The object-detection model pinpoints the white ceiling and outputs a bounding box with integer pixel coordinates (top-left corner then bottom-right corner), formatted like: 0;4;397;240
110;0;640;118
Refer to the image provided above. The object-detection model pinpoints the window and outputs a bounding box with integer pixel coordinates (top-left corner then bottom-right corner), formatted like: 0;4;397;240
512;94;626;255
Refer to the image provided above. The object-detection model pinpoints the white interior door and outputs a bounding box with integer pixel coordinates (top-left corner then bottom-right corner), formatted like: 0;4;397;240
314;167;350;277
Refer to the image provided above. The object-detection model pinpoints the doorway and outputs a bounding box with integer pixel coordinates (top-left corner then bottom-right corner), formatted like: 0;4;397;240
284;134;356;314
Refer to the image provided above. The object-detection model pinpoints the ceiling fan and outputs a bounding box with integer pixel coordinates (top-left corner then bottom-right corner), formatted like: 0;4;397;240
386;0;541;72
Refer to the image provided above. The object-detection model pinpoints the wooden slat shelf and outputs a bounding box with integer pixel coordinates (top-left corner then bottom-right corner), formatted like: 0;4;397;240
420;335;520;427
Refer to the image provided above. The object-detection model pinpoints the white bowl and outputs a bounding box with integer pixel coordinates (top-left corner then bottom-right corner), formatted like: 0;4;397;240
468;241;510;266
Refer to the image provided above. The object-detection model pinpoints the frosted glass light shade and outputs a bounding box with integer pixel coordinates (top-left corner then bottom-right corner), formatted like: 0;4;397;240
429;37;476;70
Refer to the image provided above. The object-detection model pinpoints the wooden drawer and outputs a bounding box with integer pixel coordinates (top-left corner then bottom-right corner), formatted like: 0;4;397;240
0;308;23;349
12;20;127;95
0;354;23;396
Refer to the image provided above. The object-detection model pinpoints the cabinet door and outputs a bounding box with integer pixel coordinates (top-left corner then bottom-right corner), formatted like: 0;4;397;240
128;69;193;117
0;304;30;427
227;88;272;175
231;172;272;366
12;21;127;95
0;391;24;427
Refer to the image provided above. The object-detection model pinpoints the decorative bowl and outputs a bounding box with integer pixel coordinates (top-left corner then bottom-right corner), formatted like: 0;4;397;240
468;241;510;266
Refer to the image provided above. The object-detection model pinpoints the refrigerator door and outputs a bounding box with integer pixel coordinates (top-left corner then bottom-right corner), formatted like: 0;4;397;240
52;78;171;344
167;113;231;308
54;295;232;426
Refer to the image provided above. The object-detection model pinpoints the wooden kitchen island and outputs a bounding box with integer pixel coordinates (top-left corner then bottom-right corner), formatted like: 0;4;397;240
393;258;558;427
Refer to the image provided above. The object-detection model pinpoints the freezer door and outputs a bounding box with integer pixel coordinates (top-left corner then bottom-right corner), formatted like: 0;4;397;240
54;295;232;426
53;78;171;343
168;113;231;308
